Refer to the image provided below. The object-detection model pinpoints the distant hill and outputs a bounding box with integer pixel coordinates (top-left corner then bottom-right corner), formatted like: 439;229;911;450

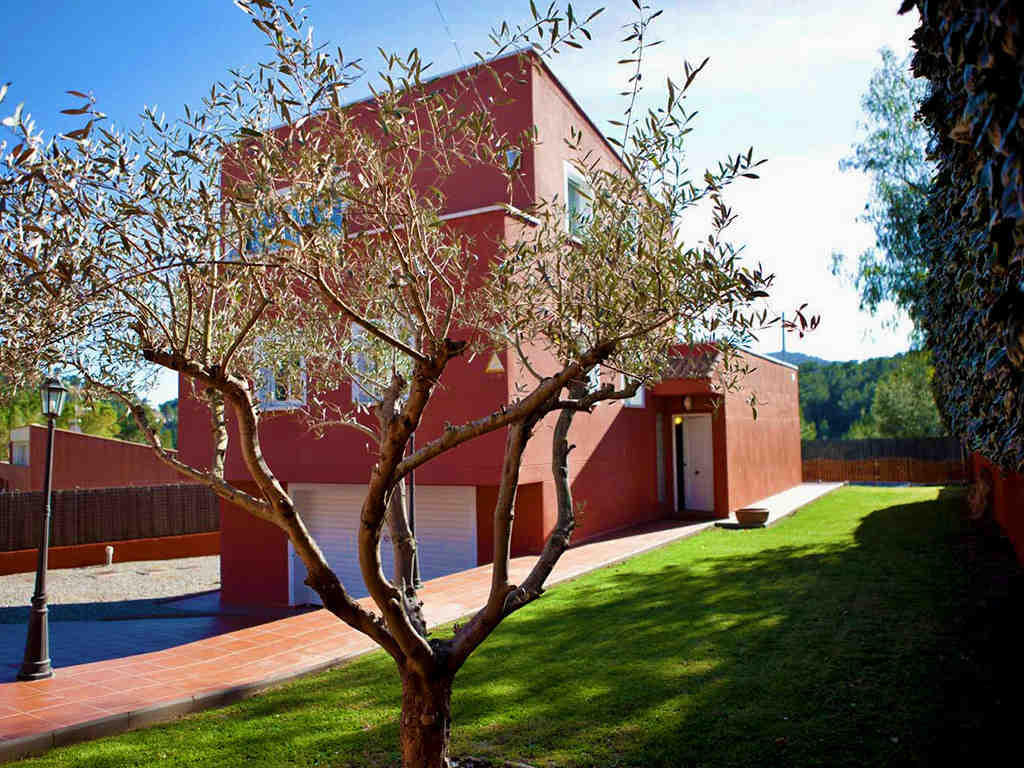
764;351;830;366
788;353;911;439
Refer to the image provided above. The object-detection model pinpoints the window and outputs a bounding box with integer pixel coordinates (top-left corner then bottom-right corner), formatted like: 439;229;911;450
11;441;29;466
619;373;645;408
505;147;522;171
350;325;375;406
245;189;346;255
256;357;307;411
565;163;591;237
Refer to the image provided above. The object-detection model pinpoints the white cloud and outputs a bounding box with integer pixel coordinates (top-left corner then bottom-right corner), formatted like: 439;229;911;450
544;1;921;361
720;146;915;360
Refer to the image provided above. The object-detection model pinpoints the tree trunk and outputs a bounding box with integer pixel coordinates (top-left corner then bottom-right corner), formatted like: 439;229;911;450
400;670;453;768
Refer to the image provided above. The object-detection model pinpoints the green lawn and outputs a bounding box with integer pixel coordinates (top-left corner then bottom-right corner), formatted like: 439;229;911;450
19;485;1009;767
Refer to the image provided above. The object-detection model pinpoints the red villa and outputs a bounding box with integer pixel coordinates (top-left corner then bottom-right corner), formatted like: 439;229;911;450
178;50;802;607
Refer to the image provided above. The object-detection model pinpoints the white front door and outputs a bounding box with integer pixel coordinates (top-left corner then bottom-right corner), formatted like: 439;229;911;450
682;414;715;512
289;483;475;605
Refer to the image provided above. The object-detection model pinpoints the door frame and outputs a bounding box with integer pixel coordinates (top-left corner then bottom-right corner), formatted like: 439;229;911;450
671;414;684;512
671;412;715;513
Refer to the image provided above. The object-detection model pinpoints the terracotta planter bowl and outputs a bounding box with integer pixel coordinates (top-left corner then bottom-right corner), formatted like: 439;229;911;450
735;507;769;527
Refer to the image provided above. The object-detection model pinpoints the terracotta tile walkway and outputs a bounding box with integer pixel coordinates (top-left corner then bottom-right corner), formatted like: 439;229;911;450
0;483;841;762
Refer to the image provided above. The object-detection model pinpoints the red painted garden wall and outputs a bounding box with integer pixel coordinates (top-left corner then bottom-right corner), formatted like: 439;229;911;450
0;425;185;492
972;454;1024;565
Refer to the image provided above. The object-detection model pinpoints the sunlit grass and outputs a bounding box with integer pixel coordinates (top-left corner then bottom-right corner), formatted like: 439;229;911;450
18;485;983;767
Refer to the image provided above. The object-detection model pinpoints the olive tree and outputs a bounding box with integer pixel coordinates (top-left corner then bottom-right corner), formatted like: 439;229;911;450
1;1;777;764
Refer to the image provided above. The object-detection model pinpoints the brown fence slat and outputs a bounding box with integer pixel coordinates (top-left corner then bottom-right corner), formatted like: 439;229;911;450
801;439;967;485
0;484;218;552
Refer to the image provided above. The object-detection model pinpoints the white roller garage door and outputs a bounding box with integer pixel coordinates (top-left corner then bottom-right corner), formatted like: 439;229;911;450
289;483;476;605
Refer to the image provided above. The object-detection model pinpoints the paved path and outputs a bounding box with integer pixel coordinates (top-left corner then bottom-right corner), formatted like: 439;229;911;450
0;483;841;762
0;591;308;673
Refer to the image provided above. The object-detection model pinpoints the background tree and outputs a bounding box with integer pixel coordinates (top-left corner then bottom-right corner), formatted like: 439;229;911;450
0;382;172;457
800;403;817;440
845;351;944;438
158;398;178;449
798;355;901;438
832;47;932;331
1;1;780;764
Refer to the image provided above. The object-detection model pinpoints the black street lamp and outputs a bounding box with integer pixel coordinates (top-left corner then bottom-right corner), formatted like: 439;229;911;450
17;376;66;681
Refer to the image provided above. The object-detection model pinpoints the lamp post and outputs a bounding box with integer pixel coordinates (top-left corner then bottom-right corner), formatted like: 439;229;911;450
18;376;66;681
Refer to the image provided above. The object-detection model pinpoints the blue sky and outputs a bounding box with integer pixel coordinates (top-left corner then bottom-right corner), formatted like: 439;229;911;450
2;0;920;404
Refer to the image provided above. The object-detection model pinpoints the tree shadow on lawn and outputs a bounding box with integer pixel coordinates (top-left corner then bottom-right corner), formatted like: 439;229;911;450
446;487;1015;767
42;487;1021;768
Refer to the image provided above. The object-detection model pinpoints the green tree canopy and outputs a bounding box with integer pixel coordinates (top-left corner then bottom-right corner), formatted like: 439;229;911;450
845;352;945;438
834;47;933;331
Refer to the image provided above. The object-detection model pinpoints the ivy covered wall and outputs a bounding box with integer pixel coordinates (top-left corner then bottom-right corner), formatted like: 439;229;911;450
904;0;1024;470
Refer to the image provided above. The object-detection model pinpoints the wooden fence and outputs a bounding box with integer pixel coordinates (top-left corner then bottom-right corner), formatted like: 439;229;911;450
0;484;218;552
802;438;967;485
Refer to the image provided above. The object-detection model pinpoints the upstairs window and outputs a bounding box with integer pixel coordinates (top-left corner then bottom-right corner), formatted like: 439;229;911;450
245;191;346;255
619;373;645;408
350;325;375;407
256;357;307;411
565;164;592;237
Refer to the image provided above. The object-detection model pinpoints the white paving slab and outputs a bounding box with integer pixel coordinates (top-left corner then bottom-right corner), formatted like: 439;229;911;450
724;482;845;526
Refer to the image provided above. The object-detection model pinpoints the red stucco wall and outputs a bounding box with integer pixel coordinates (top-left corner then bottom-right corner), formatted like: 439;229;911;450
475;481;546;564
0;462;30;492
568;401;664;540
972;454;1024;565
1;426;185;492
219;482;289;605
221;52;536;220
722;352;802;512
179;211;513;491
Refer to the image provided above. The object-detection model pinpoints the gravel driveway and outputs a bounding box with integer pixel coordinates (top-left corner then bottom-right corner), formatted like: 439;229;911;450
0;555;220;608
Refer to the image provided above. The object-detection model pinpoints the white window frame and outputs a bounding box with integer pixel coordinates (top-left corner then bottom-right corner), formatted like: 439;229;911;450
619;373;645;408
564;161;591;237
256;357;308;411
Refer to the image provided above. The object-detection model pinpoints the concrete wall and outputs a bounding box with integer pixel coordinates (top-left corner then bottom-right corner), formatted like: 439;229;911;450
0;425;185;492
